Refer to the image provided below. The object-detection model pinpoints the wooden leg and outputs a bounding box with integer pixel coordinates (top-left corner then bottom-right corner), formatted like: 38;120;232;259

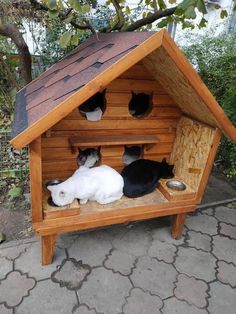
41;234;57;266
171;213;186;239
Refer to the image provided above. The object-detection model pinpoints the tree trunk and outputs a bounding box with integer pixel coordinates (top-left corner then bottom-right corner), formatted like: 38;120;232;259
0;23;32;85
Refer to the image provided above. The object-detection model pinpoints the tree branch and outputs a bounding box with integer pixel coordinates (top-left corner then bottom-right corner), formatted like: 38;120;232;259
108;0;125;32
0;23;32;85
124;6;177;32
29;0;96;34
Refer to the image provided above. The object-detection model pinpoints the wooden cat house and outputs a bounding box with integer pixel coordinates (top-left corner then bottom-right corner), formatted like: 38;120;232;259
11;30;236;265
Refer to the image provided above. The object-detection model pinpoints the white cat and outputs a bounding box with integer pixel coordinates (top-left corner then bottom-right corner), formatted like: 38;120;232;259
47;165;124;206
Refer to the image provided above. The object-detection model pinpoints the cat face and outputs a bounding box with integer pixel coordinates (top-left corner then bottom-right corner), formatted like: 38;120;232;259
77;148;101;168
129;91;152;117
160;158;175;179
47;184;75;207
79;91;106;113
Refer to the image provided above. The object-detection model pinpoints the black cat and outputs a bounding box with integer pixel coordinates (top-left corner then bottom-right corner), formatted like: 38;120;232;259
121;158;174;198
79;91;106;114
77;147;101;168
129;91;152;117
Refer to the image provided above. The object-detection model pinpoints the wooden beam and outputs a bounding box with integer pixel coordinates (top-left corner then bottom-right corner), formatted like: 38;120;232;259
33;202;196;236
41;234;56;265
196;129;222;203
29;137;43;222
172;213;186;239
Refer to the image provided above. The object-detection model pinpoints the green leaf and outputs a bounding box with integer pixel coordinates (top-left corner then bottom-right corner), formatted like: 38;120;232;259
214;4;221;10
71;34;79;46
196;0;207;14
68;0;81;11
126;6;131;15
48;9;59;18
158;0;167;10
47;0;57;10
8;186;23;201
81;4;90;14
220;10;228;19
59;31;72;48
157;19;169;28
198;17;207;28
233;4;236;12
175;7;184;16
184;6;196;19
169;0;176;4
178;0;195;11
58;0;64;9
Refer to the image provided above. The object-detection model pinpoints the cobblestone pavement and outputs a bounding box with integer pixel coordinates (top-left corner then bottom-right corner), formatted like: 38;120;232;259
0;202;235;314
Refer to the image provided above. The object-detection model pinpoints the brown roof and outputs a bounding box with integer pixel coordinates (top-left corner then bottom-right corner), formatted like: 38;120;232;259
11;30;236;149
11;32;154;139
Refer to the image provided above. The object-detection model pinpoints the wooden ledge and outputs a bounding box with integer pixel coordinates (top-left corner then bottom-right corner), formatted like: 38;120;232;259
43;189;80;219
69;134;159;153
158;177;196;201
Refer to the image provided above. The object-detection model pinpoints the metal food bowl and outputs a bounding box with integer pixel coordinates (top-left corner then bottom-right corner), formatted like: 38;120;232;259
45;179;63;188
166;180;186;191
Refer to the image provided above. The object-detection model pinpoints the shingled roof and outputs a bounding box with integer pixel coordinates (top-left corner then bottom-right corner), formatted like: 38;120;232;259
11;30;236;149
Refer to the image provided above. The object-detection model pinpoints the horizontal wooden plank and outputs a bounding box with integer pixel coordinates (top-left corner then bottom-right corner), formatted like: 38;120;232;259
69;134;159;152
42;151;171;173
42;131;176;150
119;64;154;80
67;105;181;120
105;93;176;106
42;160;77;172
52;119;178;131
106;79;166;93
42;142;173;162
33;203;195;236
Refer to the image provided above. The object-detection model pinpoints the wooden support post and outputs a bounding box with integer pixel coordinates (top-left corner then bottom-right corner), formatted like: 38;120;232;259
171;213;186;239
41;234;57;265
29;137;43;223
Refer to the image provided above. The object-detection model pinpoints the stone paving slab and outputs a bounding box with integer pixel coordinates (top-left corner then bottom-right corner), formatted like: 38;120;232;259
0;201;235;314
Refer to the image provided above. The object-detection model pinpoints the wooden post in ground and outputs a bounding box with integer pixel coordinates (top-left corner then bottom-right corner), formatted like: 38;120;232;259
41;234;57;265
172;213;186;239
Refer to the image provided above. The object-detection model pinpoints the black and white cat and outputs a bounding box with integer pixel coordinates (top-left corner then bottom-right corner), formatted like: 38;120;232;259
129;91;152;117
121;158;174;198
79;91;106;121
77;147;101;168
122;145;142;165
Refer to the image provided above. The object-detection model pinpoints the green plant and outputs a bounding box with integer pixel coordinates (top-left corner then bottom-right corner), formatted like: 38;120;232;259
184;33;236;182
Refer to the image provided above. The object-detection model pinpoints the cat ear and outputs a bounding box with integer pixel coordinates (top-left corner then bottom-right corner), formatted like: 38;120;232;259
47;185;55;193
59;191;66;198
97;146;101;152
78;148;83;153
131;91;135;96
162;158;167;163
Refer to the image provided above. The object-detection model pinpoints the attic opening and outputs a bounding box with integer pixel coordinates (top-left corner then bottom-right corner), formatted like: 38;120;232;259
129;91;153;118
79;91;106;121
122;145;143;165
76;147;101;168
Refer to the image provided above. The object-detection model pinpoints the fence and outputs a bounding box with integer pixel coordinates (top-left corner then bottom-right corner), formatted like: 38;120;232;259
0;131;29;179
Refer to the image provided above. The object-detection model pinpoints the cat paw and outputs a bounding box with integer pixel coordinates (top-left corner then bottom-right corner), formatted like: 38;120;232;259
80;199;88;204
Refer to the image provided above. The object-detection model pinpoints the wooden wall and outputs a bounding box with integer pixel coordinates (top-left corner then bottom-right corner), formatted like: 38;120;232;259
170;116;216;191
41;62;181;181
